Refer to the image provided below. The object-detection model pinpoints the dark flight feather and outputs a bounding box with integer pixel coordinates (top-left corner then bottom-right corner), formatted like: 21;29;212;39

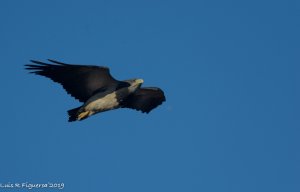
121;87;166;113
25;59;123;102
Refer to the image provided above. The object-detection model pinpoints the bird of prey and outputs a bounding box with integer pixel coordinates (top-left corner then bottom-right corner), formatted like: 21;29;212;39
25;59;166;122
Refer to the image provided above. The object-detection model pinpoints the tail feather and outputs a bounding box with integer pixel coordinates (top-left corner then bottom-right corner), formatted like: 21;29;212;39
67;107;81;122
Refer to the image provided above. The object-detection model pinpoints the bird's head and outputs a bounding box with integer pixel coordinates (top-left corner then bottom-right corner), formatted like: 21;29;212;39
125;78;144;91
134;78;144;85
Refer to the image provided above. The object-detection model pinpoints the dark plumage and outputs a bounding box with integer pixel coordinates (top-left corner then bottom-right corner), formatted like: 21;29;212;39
25;59;166;122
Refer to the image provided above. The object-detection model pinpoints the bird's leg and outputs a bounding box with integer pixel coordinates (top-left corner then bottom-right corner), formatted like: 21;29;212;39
77;111;90;120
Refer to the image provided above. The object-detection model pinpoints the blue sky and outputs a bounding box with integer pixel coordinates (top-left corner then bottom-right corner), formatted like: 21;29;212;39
0;0;299;191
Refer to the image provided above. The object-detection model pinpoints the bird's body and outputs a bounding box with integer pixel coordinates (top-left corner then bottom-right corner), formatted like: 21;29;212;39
72;79;144;121
25;60;165;122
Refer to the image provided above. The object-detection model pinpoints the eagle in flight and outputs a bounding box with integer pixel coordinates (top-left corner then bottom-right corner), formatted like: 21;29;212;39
25;59;166;122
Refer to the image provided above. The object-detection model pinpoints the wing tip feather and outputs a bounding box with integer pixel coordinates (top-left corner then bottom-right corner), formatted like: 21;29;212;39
47;59;66;65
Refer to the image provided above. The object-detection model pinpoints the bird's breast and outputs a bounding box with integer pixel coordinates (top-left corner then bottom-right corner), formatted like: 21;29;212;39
83;87;132;113
84;92;119;112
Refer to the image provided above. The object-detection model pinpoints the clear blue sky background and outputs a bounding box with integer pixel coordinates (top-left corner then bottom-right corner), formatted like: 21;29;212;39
0;0;299;191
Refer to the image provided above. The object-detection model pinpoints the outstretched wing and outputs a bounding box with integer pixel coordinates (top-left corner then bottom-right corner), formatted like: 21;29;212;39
25;59;121;102
122;87;166;113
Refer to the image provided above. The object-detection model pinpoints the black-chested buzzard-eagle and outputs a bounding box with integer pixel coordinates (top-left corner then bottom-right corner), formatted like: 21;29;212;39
25;59;166;122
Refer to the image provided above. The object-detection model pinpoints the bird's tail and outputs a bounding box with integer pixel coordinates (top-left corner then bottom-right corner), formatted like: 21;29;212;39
67;107;81;122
